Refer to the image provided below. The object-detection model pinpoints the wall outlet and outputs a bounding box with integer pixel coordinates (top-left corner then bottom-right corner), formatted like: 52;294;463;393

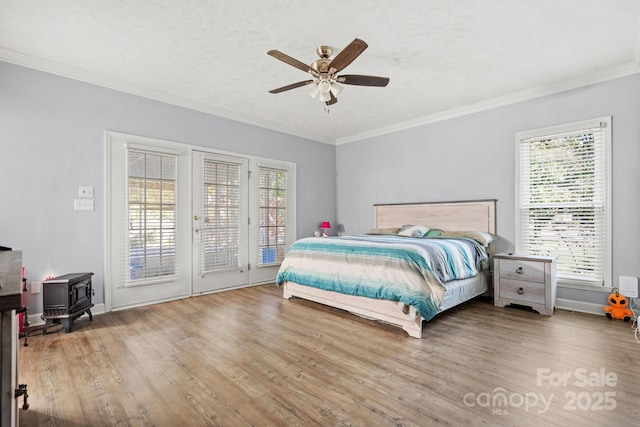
74;199;94;211
619;276;638;298
31;281;41;294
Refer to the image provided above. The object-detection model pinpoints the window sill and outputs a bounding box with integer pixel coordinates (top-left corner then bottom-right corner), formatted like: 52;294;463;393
125;276;176;287
557;281;613;293
258;263;282;268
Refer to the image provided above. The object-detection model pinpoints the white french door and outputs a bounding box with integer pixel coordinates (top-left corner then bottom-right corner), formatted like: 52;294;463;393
106;133;295;311
106;133;192;310
192;151;249;294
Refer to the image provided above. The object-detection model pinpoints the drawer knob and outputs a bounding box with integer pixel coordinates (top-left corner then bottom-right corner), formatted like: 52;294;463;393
516;267;523;274
517;287;525;295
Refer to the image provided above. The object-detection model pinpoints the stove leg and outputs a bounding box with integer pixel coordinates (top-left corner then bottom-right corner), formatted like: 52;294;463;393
15;384;29;410
63;318;72;333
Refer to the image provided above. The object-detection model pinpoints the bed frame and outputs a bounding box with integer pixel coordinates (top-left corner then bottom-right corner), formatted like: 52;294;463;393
282;200;497;338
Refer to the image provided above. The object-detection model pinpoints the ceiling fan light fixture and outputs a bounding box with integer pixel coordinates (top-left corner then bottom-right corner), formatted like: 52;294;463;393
307;82;319;98
318;79;331;94
330;82;343;97
320;91;331;102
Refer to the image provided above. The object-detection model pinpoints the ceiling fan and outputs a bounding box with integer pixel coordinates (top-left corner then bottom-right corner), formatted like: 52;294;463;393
267;38;389;106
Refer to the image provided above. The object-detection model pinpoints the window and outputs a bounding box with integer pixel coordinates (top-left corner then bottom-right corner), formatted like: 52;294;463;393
516;117;611;287
258;166;288;266
127;149;178;282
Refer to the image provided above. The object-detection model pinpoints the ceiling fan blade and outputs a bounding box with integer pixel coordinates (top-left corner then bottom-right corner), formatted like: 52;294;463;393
269;80;314;94
337;74;389;87
267;50;315;74
328;38;368;73
326;92;338;106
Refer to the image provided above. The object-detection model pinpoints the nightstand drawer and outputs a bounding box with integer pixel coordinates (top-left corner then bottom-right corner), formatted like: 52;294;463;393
499;279;545;305
498;259;545;283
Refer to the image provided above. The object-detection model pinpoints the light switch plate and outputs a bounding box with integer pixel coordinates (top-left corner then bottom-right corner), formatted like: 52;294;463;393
78;186;94;198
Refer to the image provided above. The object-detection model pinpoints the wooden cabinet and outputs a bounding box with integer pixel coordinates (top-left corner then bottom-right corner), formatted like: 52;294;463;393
494;253;556;316
1;250;22;426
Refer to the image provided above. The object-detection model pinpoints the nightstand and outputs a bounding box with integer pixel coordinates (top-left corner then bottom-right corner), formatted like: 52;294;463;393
493;253;557;316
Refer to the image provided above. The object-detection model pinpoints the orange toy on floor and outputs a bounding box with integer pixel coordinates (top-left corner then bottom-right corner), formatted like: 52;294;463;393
603;290;633;321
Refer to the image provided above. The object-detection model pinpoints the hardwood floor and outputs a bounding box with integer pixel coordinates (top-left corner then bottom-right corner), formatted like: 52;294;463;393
18;284;640;426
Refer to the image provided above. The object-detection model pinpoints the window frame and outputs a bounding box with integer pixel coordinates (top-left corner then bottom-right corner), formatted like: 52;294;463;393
515;116;612;288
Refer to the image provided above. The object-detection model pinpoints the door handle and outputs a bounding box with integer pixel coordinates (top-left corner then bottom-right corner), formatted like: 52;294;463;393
194;215;200;220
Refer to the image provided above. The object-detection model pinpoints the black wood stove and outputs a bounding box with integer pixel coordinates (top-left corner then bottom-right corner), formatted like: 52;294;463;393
42;272;94;334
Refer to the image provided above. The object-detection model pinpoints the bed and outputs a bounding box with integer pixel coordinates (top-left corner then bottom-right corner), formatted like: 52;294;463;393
276;200;497;338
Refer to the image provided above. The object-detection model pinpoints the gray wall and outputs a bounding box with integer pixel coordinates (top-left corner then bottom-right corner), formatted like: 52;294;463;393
0;61;336;313
3;59;638;313
336;73;640;306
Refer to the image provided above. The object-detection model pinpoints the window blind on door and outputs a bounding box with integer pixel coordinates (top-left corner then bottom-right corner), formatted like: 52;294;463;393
257;166;288;266
200;159;241;274
517;119;609;286
126;149;178;283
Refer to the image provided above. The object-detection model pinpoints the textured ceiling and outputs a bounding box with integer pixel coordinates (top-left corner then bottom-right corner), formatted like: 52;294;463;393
1;0;639;144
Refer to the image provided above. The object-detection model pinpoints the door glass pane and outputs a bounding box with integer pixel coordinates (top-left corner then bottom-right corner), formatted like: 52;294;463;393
201;160;241;273
127;150;178;282
258;167;287;265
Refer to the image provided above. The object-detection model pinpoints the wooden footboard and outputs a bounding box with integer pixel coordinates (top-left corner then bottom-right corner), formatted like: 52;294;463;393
282;282;424;338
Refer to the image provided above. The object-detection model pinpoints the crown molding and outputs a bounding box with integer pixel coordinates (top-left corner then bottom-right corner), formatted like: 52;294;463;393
0;48;334;145
335;61;640;145
2;48;638;147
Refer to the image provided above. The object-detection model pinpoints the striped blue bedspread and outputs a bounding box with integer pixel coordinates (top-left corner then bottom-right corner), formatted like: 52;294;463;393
276;235;488;320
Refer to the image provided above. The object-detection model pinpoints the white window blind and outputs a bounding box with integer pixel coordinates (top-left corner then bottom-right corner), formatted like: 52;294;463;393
258;166;288;266
127;149;178;283
516;117;611;287
200;159;241;273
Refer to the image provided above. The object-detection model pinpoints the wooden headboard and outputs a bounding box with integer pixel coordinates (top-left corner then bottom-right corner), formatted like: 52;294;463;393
374;199;497;250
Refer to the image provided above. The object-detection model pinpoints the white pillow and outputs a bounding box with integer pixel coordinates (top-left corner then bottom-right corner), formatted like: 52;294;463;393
397;225;430;238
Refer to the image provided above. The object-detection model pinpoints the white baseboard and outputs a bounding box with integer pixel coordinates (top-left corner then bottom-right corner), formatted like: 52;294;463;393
24;303;105;327
556;298;604;316
22;299;603;326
